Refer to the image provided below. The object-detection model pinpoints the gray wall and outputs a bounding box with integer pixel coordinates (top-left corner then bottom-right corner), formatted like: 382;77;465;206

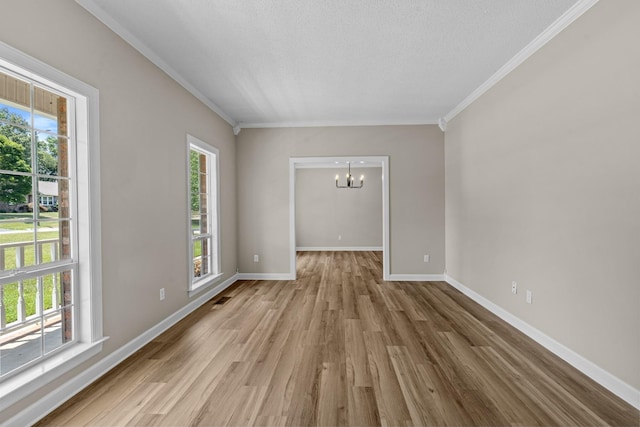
237;125;445;275
445;0;640;389
0;0;236;419
296;167;382;249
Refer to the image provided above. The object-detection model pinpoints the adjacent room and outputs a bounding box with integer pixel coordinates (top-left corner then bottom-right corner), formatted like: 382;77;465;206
0;0;638;425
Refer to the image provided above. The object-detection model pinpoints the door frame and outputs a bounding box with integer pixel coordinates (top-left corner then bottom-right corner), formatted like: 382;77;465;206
289;155;390;280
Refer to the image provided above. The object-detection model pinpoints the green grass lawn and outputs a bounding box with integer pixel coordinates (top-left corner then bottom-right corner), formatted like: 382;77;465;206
0;212;59;230
1;219;61;324
2;276;60;325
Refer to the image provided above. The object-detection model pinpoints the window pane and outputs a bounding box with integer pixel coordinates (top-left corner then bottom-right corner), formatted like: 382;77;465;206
202;237;210;256
0;327;43;377
36;179;68;215
190;150;200;214
0;173;32;209
44;269;73;353
0;277;42;375
36;220;71;264
33;85;67;136
199;153;207;174
199;193;208;215
199;214;208;234
0;131;32;176
36;133;69;178
201;238;210;279
0;221;35;272
199;173;207;197
0;67;30;98
44;308;70;354
0;103;31;132
200;255;210;276
193;240;202;278
191;213;200;236
0;268;73;374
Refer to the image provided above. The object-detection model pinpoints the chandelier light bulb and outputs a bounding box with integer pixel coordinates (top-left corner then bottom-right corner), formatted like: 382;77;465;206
335;161;364;189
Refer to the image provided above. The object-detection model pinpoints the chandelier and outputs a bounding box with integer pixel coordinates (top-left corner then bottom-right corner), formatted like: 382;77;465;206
335;162;364;189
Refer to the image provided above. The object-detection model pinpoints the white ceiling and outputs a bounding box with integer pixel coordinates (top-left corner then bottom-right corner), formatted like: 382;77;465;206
77;0;590;129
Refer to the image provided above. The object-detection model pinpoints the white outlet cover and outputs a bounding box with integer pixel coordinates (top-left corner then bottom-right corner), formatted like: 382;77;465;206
526;290;532;304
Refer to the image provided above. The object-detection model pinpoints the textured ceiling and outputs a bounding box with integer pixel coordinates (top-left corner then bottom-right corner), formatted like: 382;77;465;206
77;0;582;128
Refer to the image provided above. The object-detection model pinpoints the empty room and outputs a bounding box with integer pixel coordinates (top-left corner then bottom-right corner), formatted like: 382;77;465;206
0;0;638;426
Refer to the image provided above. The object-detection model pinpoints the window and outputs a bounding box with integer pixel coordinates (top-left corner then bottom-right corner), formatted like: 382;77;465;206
187;135;221;293
0;44;103;410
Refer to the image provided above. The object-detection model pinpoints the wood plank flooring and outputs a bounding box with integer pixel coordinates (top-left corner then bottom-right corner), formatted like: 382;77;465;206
37;251;639;426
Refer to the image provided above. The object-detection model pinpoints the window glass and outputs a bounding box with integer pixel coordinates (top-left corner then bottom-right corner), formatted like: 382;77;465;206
188;136;220;290
0;67;77;378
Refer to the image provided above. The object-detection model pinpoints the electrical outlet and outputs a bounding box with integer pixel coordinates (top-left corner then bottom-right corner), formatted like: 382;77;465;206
526;290;532;304
159;288;165;301
423;254;430;263
511;281;517;294
253;254;259;263
338;235;342;241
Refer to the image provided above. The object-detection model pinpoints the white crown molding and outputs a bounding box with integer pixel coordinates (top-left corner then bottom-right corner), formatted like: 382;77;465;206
74;0;237;128
438;118;447;132
7;274;239;427
443;0;600;124
444;274;640;410
239;118;439;129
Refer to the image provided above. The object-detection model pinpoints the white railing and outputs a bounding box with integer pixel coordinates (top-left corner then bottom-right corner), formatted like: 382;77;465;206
0;238;60;331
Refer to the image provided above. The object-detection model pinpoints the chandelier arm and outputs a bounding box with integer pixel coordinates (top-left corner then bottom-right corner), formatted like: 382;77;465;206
335;162;364;189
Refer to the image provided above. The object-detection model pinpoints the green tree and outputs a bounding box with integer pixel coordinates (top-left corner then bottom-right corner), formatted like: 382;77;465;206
37;134;59;177
0;107;32;159
190;150;200;212
0;134;32;203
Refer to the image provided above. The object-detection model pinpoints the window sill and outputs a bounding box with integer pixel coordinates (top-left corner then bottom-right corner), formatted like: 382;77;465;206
0;337;108;412
188;273;224;298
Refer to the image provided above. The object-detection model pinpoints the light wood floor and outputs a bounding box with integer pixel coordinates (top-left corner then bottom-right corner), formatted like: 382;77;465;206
38;251;638;426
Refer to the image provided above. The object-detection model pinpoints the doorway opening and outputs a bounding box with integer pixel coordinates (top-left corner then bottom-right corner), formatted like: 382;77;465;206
289;156;390;280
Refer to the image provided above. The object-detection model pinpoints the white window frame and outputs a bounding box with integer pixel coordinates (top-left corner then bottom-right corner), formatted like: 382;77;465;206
0;42;105;412
187;134;221;295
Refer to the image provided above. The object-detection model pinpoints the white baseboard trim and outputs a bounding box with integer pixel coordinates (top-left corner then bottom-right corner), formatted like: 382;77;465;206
8;274;240;427
296;246;383;251
236;273;295;281
444;274;640;410
388;274;446;282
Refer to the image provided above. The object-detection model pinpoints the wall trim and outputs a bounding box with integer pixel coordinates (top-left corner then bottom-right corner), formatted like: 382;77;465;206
236;273;295;281
443;0;600;123
444;274;640;410
389;274;446;282
7;274;240;427
296;246;383;252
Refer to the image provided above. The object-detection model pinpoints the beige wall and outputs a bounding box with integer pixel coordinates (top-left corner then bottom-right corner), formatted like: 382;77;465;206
445;0;640;389
237;126;445;275
0;0;236;419
296;167;382;248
